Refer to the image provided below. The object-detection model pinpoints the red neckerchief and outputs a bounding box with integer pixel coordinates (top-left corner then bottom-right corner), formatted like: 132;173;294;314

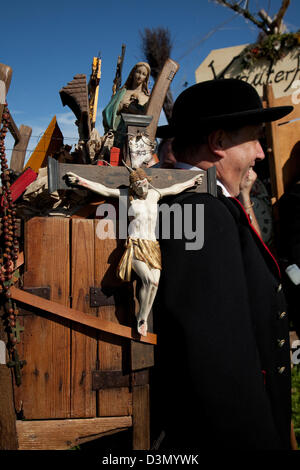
230;196;281;279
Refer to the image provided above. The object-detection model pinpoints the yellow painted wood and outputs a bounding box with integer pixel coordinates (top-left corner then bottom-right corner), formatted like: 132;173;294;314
24;116;57;172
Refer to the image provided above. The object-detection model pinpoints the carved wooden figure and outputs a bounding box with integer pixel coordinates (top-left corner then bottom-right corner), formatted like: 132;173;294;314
65;164;203;336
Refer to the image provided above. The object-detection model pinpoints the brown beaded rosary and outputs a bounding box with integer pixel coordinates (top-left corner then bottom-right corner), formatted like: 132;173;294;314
0;103;24;384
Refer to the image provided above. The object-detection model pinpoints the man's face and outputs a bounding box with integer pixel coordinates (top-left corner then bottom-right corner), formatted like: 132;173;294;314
133;178;149;198
217;125;265;197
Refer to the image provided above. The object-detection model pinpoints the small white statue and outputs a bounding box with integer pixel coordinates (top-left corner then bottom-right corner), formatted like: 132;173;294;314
65;166;202;336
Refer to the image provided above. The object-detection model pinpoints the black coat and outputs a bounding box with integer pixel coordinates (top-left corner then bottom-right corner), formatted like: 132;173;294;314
152;190;291;450
279;182;300;336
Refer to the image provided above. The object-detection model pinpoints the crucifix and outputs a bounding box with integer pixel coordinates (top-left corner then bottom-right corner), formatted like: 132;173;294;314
47;57;217;337
11;320;24;343
49;157;216;336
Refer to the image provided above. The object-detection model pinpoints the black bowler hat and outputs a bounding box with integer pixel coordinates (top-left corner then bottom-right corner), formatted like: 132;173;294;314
156;79;293;138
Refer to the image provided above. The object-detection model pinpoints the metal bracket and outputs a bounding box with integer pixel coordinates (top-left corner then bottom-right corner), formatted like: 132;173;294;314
92;369;149;391
23;286;51;300
19;286;51;317
89;287;115;308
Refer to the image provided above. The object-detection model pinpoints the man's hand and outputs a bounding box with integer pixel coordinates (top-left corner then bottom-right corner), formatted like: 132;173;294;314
240;168;257;197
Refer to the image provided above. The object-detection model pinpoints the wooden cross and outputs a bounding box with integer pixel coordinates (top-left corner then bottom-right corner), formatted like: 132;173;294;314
7;349;26;386
48;157;217;196
11;320;24;343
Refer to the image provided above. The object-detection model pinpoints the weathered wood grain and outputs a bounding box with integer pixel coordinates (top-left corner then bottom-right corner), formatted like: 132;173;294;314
265;84;300;202
70;219;97;417
14;217;70;419
94;228;133;417
132;384;150;450
10;125;32;172
0;308;18;449
16;416;132;450
10;286;157;345
49;160;207;192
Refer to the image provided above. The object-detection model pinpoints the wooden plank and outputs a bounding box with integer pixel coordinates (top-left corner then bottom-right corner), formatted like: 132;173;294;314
132;384;150;450
13;217;71;419
94;227;133;417
0;366;18;449
16;416;132;450
70;219;97;417
131;282;154;371
0;308;18;449
265;85;285;201
10;286;157;345
7;110;21;143
7;168;37;202
0;63;12;124
24;116;63;173
146;58;179;142
10;125;32;172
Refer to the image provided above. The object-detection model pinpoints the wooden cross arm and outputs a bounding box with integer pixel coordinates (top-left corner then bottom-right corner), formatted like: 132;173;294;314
10;286;157;345
48;157;217;196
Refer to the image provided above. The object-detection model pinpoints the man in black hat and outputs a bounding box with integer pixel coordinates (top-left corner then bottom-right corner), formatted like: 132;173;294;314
152;79;294;450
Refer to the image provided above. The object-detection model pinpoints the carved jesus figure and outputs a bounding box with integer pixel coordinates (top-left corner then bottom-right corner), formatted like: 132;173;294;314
65;168;202;336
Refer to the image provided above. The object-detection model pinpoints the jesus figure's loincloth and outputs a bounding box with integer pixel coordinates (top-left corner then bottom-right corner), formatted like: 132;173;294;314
117;237;162;282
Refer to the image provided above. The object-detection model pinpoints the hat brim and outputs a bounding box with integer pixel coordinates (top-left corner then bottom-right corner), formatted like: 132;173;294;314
156;105;293;139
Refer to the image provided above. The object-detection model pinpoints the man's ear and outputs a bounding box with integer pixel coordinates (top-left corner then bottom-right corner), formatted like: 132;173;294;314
207;129;226;158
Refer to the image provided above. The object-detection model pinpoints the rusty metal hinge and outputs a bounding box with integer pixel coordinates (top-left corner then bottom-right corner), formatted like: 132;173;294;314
23;286;51;299
92;369;149;391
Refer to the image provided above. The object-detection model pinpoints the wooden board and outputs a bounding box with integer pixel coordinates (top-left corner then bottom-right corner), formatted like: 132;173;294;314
0;63;12;123
265;84;300;202
11;217;152;447
146;58;179;142
94;220;133;417
10;286;157;345
10;125;32;173
0;308;18;449
24;116;63;173
16;416;132;450
14;217;71;419
70;219;97;417
132;384;150;450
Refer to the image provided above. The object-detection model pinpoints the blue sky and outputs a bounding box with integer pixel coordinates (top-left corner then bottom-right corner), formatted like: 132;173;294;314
2;0;300;164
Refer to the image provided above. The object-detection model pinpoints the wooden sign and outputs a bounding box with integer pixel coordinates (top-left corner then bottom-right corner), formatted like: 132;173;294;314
264;83;300;202
195;44;300;98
